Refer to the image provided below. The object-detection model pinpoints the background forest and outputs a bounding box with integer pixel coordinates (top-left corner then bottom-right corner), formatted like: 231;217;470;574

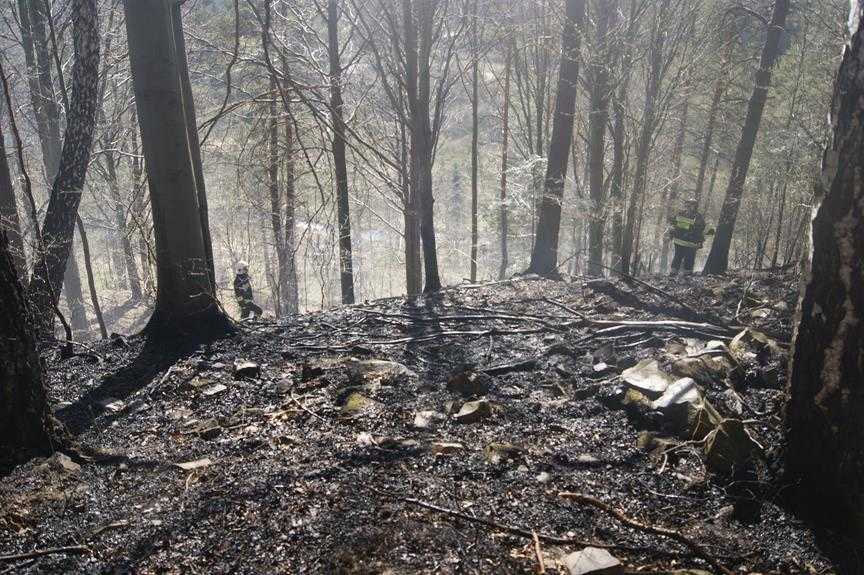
0;0;847;333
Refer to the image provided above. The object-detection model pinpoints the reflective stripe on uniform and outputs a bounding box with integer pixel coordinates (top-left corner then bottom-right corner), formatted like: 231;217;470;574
675;216;695;230
672;237;700;248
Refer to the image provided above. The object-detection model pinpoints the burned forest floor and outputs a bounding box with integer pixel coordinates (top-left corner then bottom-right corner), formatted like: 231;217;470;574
0;272;853;574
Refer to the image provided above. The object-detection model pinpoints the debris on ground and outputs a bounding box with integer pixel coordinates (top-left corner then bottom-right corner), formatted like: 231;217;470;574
0;272;837;573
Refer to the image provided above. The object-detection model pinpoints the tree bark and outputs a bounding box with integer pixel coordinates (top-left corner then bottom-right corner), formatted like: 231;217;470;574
76;216;107;338
26;0;99;338
694;27;733;204
620;0;668;276
703;0;790;274
327;0;356;304
469;0;480;283
124;0;232;342
586;0;615;277
0;103;26;275
785;2;864;541
658;97;689;272
403;0;442;292
498;40;512;280
527;0;585;275
0;227;54;455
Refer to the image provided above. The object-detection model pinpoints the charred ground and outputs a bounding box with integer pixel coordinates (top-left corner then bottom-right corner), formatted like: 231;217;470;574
0;273;844;573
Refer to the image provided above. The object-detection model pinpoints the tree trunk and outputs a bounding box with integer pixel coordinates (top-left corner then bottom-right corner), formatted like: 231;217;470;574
658;97;689;272
0;104;26;275
26;0;99;337
76;216;107;338
703;0;790;274
694;28;733;204
586;0;615;277
469;0;479;283
327;0;356;304
609;0;639;271
124;0;232;342
268;76;286;317
620;0;668;276
0;227;54;455
498;41;512;281
105;149;142;301
527;0;585;275
282;90;300;314
404;0;442;292
785;2;864;541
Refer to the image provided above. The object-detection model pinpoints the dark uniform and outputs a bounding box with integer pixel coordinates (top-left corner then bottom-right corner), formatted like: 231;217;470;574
669;206;707;274
234;268;263;319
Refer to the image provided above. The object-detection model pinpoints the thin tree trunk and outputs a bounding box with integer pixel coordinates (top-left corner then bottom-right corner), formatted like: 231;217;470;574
658;97;690;272
268;76;285;317
172;4;216;291
282;74;299;314
104;150;142;301
124;0;232;341
469;0;479;282
770;179;788;268
498;41;512;280
26;0;99;338
703;0;790;274
620;0;668;276
76;216;106;338
586;0;615;277
327;0;356;304
609;0;639;270
785;2;864;541
694;28;733;204
527;0;585;275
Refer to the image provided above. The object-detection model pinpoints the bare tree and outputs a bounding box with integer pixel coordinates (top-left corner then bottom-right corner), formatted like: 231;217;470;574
527;0;585;275
703;0;790;274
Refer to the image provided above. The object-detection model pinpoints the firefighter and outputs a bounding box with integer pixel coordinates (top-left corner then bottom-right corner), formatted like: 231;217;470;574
669;198;712;275
233;261;263;320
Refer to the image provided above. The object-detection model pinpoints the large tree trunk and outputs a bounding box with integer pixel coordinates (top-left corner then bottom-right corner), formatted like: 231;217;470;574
586;0;614;277
784;2;864;541
26;0;99;337
527;0;585;275
498;41;512;281
124;0;232;342
620;0;668;276
703;0;789;274
0;228;54;455
327;0;356;304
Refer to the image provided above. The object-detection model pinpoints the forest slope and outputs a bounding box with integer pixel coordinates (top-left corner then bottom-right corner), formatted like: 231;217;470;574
0;274;837;574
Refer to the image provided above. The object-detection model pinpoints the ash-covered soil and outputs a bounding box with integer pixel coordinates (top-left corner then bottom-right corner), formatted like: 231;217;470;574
0;273;846;574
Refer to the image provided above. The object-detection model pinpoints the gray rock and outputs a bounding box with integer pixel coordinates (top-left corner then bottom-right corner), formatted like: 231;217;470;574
454;399;492;424
413;410;446;429
50;452;81;474
431;442;465;455
651;378;720;440
233;360;261;379
346;359;417;385
621;359;673;398
564;547;623;575
446;371;492;397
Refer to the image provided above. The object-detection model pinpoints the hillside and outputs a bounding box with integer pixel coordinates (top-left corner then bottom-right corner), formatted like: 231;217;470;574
0;273;837;574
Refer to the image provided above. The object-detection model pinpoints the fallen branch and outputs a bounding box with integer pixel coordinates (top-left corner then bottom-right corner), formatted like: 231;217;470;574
0;545;90;562
558;492;734;575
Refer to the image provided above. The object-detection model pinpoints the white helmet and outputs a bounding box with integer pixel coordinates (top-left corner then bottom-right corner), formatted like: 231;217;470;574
235;260;249;274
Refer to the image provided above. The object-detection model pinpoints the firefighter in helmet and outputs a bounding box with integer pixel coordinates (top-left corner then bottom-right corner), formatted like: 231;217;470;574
669;198;713;275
